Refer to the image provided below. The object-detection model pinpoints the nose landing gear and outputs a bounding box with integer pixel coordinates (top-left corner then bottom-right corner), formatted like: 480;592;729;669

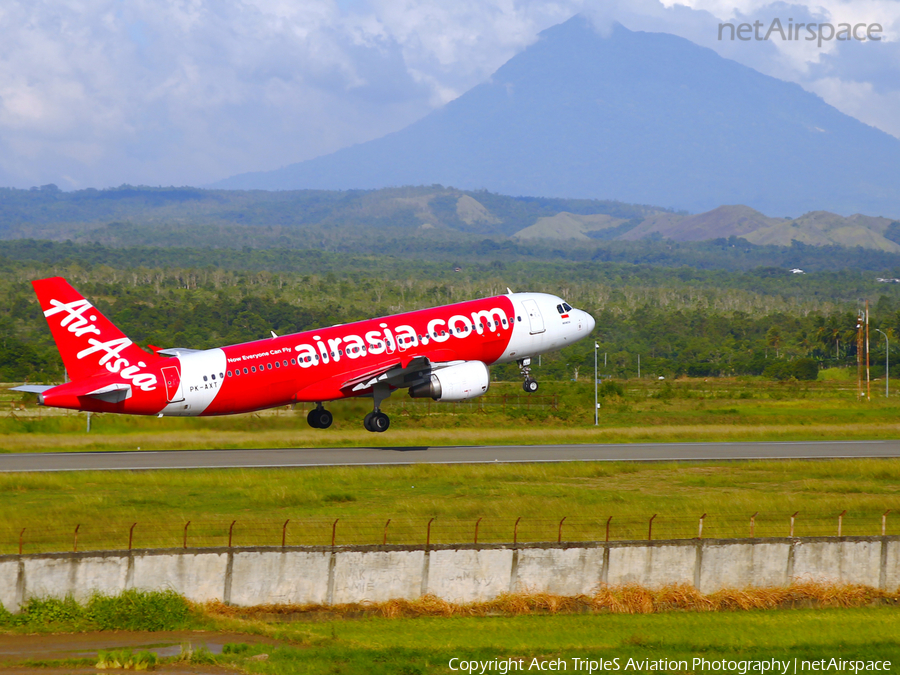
518;358;539;393
307;404;333;429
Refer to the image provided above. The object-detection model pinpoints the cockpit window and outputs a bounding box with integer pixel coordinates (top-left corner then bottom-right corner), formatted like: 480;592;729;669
563;302;573;312
556;304;564;314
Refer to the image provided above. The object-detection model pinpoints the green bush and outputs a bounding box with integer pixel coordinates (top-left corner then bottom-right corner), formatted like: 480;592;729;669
87;589;191;632
17;597;84;626
792;358;819;381
764;358;818;381
0;591;192;631
598;380;624;398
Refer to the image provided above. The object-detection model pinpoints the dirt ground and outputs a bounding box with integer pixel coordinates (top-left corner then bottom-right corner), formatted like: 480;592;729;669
0;630;278;673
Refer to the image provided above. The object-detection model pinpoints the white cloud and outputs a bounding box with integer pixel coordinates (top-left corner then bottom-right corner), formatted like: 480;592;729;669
0;0;896;188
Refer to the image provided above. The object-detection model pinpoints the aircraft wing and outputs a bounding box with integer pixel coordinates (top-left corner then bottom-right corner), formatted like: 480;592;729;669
342;355;436;393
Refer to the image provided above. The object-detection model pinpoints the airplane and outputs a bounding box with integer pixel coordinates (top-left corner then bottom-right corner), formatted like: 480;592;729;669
12;277;596;432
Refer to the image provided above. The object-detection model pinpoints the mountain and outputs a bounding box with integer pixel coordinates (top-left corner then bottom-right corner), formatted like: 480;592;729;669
621;205;781;242
214;16;900;219
508;201;900;252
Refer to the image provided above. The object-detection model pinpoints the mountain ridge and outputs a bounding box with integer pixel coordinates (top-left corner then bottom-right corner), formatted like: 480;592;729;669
212;17;900;219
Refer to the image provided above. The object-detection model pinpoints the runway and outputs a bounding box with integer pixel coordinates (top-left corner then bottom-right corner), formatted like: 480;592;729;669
1;439;899;472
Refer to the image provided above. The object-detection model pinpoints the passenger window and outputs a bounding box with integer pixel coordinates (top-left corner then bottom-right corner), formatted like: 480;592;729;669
243;367;248;374
211;374;216;380
227;371;232;377
502;319;507;325
275;361;280;368
517;316;522;322
203;375;208;382
291;358;296;365
251;366;256;373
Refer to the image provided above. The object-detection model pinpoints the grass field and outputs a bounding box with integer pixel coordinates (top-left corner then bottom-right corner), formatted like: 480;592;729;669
2;376;899;453
4;600;900;674
225;609;900;675
2;458;897;553
2;377;899;672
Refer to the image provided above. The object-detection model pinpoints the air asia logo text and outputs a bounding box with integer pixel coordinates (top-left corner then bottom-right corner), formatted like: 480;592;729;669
292;307;511;367
44;299;158;391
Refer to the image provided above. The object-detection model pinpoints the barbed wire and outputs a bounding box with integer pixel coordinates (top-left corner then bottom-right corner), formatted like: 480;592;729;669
1;510;893;556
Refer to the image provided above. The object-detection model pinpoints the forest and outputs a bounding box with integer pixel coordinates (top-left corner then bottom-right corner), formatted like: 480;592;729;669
2;240;899;384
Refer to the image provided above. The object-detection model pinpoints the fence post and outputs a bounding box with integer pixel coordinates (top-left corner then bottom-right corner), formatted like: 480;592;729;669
426;518;435;548
73;524;80;553
282;519;290;548
558;517;567;544
605;516;612;542
838;510;846;537
884;510;892;536
698;513;706;539
19;528;24;555
331;519;339;547
513;517;522;546
474;517;482;545
648;514;657;542
790;512;799;538
383;519;391;546
183;521;191;549
750;512;758;538
128;523;137;551
228;520;236;548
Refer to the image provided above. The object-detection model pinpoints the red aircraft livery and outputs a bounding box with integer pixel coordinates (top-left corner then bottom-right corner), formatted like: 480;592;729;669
14;277;596;432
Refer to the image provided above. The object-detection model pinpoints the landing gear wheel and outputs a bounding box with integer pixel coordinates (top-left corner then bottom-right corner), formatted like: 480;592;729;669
523;378;539;393
307;407;333;429
363;411;376;432
371;412;390;433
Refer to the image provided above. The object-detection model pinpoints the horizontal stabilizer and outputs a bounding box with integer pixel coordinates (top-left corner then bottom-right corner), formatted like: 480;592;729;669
9;385;54;394
156;348;203;356
86;382;132;403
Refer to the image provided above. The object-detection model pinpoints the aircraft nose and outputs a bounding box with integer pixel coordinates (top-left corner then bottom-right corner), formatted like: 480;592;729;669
583;310;595;333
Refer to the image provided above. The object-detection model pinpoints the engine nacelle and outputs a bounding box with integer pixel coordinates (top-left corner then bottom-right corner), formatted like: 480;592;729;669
409;361;490;402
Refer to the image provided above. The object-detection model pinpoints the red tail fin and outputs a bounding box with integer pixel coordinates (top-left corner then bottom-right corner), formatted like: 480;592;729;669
33;277;159;382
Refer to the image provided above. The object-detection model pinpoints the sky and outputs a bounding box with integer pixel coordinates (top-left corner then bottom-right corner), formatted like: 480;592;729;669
0;0;896;190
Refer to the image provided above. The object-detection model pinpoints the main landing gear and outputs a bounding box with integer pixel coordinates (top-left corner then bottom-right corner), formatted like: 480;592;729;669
364;383;391;433
363;411;390;433
518;357;539;393
307;404;333;429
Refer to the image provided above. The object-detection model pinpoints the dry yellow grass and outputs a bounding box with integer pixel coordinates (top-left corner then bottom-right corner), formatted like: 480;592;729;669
201;582;898;620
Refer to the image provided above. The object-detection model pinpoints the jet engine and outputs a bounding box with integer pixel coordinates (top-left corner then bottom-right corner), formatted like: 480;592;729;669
408;361;490;401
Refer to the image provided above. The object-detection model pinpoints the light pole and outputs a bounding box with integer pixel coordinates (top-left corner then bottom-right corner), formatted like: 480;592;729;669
594;342;599;426
875;329;889;398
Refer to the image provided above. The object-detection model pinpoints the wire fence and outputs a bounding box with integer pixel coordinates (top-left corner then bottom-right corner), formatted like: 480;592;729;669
1;510;894;556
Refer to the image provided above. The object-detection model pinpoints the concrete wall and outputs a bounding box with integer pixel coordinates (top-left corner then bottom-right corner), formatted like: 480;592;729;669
1;536;897;613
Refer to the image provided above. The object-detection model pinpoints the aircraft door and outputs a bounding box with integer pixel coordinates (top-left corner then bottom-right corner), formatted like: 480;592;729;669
522;299;545;334
161;365;185;403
